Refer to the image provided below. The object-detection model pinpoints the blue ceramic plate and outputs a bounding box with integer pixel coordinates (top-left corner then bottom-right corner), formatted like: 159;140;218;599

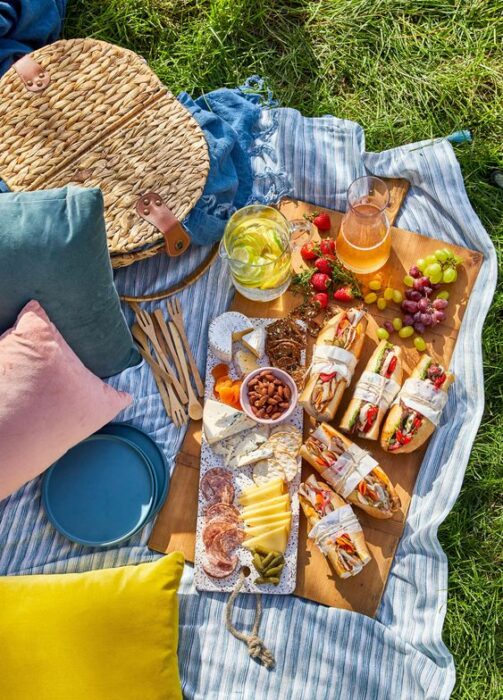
97;423;169;515
42;435;156;547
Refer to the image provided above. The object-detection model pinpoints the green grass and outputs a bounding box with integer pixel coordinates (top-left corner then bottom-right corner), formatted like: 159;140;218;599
64;2;502;697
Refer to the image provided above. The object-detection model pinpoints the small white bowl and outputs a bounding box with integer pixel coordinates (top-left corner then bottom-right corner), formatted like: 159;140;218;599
240;366;298;425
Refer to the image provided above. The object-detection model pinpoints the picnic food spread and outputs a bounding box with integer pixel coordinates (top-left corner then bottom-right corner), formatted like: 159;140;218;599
189;196;466;596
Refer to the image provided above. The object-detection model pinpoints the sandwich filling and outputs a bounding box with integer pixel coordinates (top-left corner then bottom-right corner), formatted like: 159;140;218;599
347;342;399;434
304;428;395;514
299;476;367;574
311;309;364;414
387;360;448;450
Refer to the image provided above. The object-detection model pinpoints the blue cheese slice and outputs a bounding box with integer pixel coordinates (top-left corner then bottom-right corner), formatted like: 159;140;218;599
208;312;254;362
203;399;256;445
232;445;275;468
241;327;266;359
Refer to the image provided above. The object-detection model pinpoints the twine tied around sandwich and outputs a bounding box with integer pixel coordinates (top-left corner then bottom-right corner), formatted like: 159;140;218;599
225;569;275;669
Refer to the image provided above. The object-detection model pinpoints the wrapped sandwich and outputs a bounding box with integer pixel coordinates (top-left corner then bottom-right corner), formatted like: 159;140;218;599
340;340;402;439
381;355;455;454
300;423;401;519
299;308;367;421
299;474;371;578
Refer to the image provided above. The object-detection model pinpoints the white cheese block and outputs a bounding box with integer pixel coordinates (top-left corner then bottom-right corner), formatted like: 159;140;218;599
234;349;259;377
203;399;256;445
208;312;254;362
241;327;266;359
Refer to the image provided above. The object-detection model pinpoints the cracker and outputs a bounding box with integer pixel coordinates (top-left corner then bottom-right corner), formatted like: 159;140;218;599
252;459;285;486
273;449;300;482
268;430;302;458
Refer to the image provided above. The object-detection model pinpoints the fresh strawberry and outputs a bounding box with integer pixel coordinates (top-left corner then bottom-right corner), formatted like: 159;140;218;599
312;292;329;309
319;238;336;255
310;272;331;291
313;213;331;232
333;285;355;302
314;257;333;275
300;242;318;262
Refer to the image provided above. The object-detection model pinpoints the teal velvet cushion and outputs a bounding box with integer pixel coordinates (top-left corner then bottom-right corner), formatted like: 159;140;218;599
0;186;139;377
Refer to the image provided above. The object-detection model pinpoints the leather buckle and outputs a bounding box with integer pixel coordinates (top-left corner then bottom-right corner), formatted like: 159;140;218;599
136;192;191;257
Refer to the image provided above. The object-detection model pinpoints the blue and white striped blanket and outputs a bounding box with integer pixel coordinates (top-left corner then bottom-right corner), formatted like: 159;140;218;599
0;107;496;700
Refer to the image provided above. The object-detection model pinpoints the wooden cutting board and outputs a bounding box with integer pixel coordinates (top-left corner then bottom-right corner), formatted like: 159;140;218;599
149;179;484;616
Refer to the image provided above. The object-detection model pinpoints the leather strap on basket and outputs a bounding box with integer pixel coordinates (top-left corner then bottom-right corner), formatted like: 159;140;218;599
13;55;50;92
136;192;191;257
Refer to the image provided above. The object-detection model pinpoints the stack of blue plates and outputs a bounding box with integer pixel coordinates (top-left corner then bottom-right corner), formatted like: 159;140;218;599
42;424;169;548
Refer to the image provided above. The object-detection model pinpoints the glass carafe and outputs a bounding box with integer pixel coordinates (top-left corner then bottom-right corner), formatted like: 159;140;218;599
336;176;391;274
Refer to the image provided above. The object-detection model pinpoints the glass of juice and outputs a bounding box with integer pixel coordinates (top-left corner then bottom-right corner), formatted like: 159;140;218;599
336;176;391;274
220;205;313;302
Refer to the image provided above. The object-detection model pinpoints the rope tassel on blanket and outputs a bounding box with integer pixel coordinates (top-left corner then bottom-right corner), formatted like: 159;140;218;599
225;569;276;669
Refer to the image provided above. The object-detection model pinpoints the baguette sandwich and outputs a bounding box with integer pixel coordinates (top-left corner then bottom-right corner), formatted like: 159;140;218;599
300;423;401;519
299;474;371;578
380;355;455;454
340;340;402;440
299;308;367;422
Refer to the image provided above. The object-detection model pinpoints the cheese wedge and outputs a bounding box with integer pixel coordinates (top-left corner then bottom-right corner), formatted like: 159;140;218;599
239;478;284;506
243;524;289;554
244;512;293;528
244;518;291;539
241;327;266;359
208;312;254;362
203;399;255;445
234;349;259;377
241;495;290;519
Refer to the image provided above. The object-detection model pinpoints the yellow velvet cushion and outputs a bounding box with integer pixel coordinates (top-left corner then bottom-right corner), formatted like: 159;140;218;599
0;553;184;700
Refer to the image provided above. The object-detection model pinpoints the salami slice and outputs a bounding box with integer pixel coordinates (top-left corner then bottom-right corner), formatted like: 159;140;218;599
205;503;241;523
202;552;238;579
212;526;245;558
202;519;237;550
200;468;234;503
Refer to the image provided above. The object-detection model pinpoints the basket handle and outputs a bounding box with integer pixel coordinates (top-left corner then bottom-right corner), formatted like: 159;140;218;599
136;192;191;257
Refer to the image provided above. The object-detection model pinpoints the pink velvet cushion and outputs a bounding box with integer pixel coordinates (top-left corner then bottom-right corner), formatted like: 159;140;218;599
0;301;133;500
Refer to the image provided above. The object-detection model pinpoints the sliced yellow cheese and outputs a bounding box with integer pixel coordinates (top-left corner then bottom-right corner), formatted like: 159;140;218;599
241;477;283;498
244;511;293;528
241;494;289;518
239;479;284;506
244;519;291;539
243;524;289;554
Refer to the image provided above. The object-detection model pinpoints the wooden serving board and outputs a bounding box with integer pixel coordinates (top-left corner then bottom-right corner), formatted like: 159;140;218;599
149;180;484;616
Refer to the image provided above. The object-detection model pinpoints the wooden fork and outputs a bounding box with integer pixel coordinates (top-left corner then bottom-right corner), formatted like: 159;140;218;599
131;323;187;428
131;303;188;405
131;324;172;420
166;296;205;398
169;321;203;421
153;309;187;394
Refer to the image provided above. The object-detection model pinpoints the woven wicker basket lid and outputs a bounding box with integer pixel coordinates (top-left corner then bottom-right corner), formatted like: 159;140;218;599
0;39;210;267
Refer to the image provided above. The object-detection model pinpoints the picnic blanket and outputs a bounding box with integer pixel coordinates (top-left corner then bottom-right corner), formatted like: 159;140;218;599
0;96;497;699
